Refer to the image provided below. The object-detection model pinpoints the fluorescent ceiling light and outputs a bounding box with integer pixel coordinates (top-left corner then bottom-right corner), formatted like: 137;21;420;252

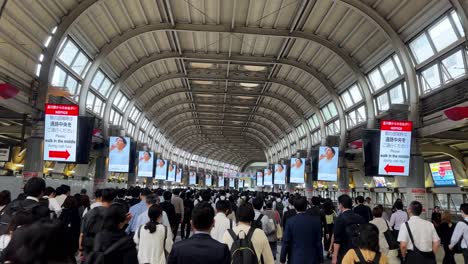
196;94;216;97
198;104;217;107
240;82;259;87
242;65;267;71
232;106;250;109
193;80;214;85
236;96;256;100
190;62;214;68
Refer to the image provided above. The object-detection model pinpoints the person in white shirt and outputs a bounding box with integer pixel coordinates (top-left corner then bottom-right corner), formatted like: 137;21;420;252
252;197;275;236
398;201;440;262
43;187;62;217
55;185;70;207
449;203;468;262
136;194;171;229
134;204;173;264
211;200;233;242
82;189;103;217
389;200;408;238
369;206;399;264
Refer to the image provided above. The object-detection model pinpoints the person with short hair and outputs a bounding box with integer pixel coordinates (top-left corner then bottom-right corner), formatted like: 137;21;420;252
449;203;468;263
59;196;81;261
0;190;11;213
353;196;373;222
161;191;177;239
211;200;232;242
341;224;388;264
252;197;275;235
398;201;440;263
126;188;152;235
171;188;184;241
389;200;408;238
136;194;170;229
369;206;399;264
168;202;230;264
43;186;62;217
55;184;71;207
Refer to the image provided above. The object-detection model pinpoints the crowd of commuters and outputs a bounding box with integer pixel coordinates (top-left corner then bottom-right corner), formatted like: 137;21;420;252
1;178;468;264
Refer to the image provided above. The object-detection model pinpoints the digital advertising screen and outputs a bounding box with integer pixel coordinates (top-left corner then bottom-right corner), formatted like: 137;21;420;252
430;161;457;187
205;174;212;186
317;146;339;181
175;167;183;183
290;158;305;183
378;120;412;176
155;159;168;180
108;136;131;172
256;171;264;187
263;168;273;186
373;177;387;188
137;151;154;177
229;178;235;188
167;161;176;181
274;164;286;185
189;171;197;185
218;176;224;188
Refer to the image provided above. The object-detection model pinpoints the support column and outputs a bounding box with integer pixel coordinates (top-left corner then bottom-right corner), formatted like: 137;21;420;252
23;136;44;178
337;161;350;194
93;153;107;193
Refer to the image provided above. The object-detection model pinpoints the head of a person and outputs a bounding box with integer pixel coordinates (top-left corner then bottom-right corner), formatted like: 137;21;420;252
408;201;423;216
62;196;77;209
252;197;264;210
352;223;380;253
145;204;163;234
295;158;303;168
277;165;283;172
101;188;117;206
44;187;55;197
24;177;46;198
102;203;128;231
173;188;180;196
460;203;468;217
216;200;230;214
311;196;320;206
236;203;255;224
145;194;159;206
116;136;127;150
61;185;71;196
191;202;215;232
294;196;308;212
81;195;90;208
0;190;11;206
288;196;295;207
434;206;440;213
338;194;353;211
143;151;151;161
356;196;365;204
366;197;372;204
441;211;452;224
163;191;172;201
94;189;103;201
116;188;126;199
394;200;403;210
325;147;336;159
6;211;33;234
80;189;87;195
201;190;211;202
140;188;152;200
265;200;273;210
323;200;334;215
372;206;383;218
158;159;165;167
132;187;141;198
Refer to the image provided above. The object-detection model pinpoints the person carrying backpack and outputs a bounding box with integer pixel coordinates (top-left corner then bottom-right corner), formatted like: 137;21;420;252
449;203;468;263
252;197;275;235
341;223;388;264
223;204;274;264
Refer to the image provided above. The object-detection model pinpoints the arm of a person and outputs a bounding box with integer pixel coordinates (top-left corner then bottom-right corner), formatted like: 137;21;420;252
179;200;184;222
389;214;395;227
133;229;139;246
400;241;408;257
280;223;292;263
397;225;408;257
332;244;340;264
431;224;440;252
166;228;174;253
449;222;463;249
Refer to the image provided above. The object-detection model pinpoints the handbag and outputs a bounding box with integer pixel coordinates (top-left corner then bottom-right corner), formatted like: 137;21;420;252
383;220;399;250
276;223;283;240
452;220;468;254
404;222;436;263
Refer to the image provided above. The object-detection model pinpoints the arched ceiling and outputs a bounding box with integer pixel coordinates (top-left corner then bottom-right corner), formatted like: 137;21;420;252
0;0;453;167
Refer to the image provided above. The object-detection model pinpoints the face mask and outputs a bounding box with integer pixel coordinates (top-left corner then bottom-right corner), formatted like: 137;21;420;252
276;198;281;202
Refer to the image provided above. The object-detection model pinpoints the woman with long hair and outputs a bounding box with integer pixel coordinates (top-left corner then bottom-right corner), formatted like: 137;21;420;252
323;200;336;259
134;204;173;264
439;211;456;264
342;223;389;264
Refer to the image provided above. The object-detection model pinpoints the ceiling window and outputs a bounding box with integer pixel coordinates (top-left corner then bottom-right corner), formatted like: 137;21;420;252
340;84;363;109
91;70;113;98
346;105;366;128
367;54;403;92
321;102;338;121
127;122;135;136
326;120;340;135
374;82;408;114
113;91;130;112
311;130;321;145
141;118;150;131
86;92;105;117
441;50;465;81
57;38;91;77
129;106;141;121
138;130;145;142
51;65;81;99
110;109;122;126
307;114;320;130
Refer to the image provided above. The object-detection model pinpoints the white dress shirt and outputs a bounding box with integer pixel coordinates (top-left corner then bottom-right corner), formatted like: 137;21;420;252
55;194;67;207
134;224;173;264
211;212;232;242
136;208;171;229
397;216;440;252
47;197;62;216
450;217;468;249
390;209;408;231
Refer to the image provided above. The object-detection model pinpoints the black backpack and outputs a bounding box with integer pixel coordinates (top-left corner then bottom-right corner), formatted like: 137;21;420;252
252;214;264;230
87;236;131;264
228;228;259;264
0;199;41;234
81;207;106;252
346;223;362;248
354;248;381;264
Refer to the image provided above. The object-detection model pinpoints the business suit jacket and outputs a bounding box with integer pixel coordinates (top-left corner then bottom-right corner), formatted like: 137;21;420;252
353;204;373;222
280;212;323;264
167;233;231;264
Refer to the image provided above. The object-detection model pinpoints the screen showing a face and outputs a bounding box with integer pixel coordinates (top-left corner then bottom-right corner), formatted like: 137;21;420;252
167;161;176;181
317;146;339;181
155;159;168;180
430;161;457;187
373;177;387;188
290;158;305;183
256;171;264;187
189;171;197;185
137;151;154;177
263;168;273;186
229;178;235;188
175;167;183;183
108;136;131;172
218;176;224;187
205;174;212;186
274;164;286;185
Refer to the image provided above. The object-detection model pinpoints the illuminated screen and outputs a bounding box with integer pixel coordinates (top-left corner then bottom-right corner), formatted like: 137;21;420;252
175;167;182;183
167;161;176;181
218;176;224;187
108;136;131;172
430;161;457;187
274;164;286;185
137;151;154;177
155;159;168;180
317;146;339;181
256;171;264;187
290;158;305;183
229;178;235;188
263;168;273;186
189;171;197;185
373;177;387;188
205;174;212;186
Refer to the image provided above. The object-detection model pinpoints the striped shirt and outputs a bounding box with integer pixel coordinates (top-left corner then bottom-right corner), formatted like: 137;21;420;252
390;210;408;231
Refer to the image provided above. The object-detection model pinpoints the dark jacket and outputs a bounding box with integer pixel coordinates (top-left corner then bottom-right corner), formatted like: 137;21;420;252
306;205;328;236
280;213;323;264
353;204;373;222
59;208;81;256
333;210;366;262
167;233;230;264
183;198;194;223
161;201;177;227
92;230;138;264
282;207;297;230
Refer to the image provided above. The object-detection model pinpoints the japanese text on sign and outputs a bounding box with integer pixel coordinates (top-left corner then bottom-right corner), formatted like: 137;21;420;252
378;120;412;176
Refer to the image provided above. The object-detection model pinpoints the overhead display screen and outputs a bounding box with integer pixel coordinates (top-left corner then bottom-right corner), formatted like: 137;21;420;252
175;167;182;183
274;164;286;185
378;120;412;176
256;171;264;187
263;168;273;186
290;158;305;183
137;151;154;177
430;161;457;187
229;178;235;188
167;161;176;181
205;174;212;186
318;146;339;181
373;177;387;188
155;159;168;180
218;176;224;188
189;171;197;185
108;136;131;172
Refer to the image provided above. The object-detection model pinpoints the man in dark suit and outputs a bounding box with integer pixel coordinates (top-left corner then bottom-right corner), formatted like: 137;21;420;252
160;191;177;230
280;196;323;264
353;196;373;222
167;201;230;264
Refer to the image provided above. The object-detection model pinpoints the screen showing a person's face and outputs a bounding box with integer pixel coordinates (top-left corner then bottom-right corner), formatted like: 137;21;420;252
317;146;339;181
325;148;335;160
158;160;164;167
143;152;150;161
108;137;131;172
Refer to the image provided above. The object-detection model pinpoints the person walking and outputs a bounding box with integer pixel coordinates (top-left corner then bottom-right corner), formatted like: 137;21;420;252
449;203;468;263
438;211;455;264
369;206;399;264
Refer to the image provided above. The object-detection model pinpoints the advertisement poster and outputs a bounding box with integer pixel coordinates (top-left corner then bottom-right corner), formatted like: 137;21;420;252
155;159;168;180
205;174;212;186
318;146;339;181
137;151;154;177
256;171;264;187
274;164;286;185
167;161;176;181
108;136;131;172
229;178;235;188
175;167;183;183
189;171;197;185
290;158;305;183
218;176;224;187
263;168;273;186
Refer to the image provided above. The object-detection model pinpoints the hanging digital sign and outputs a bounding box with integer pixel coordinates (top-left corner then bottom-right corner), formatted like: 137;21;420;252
378;120;412;176
317;146;339;181
108;136;131;172
137;151;154;177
